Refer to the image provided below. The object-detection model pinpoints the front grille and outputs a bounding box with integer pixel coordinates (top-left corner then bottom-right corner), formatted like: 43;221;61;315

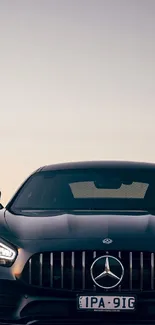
21;251;155;291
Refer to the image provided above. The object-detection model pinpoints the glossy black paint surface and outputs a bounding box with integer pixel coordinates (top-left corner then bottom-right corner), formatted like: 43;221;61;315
0;160;155;323
2;210;155;252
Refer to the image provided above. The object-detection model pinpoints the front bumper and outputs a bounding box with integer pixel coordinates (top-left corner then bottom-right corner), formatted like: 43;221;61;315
1;280;155;324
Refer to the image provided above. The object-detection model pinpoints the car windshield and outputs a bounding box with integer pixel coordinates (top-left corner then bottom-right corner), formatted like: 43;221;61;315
8;167;155;214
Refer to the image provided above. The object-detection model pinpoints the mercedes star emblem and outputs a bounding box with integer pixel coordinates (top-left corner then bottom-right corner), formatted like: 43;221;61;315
90;255;124;289
102;238;113;244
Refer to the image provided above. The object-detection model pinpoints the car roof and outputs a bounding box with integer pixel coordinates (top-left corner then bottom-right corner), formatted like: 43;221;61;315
39;160;155;172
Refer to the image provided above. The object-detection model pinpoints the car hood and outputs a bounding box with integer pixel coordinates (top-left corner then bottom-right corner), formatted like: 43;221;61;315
4;210;155;247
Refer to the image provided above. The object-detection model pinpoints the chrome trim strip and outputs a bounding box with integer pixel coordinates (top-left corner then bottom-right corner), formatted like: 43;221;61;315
71;252;75;290
61;252;64;288
118;251;121;291
140;252;143;290
129;252;132;290
82;251;86;289
93;251;96;259
28;259;32;285
50;252;53;287
39;253;43;286
93;251;96;291
151;253;154;290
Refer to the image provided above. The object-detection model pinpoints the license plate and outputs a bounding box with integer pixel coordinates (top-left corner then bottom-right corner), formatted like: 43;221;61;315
78;295;136;312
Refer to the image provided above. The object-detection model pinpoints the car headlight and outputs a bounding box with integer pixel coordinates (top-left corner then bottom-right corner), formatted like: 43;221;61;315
0;242;17;266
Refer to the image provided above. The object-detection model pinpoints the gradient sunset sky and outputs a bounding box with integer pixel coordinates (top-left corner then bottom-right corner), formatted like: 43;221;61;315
0;0;155;204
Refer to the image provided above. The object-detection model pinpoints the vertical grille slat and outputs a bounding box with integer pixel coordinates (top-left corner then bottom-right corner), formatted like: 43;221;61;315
140;252;143;291
50;252;53;287
93;251;96;259
129;252;132;290
71;252;75;290
93;251;96;291
151;253;154;290
39;253;43;286
118;251;121;291
82;251;86;290
23;250;155;292
28;259;32;285
61;252;64;289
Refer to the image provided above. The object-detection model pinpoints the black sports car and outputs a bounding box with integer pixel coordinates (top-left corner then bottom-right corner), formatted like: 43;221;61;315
0;160;155;324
